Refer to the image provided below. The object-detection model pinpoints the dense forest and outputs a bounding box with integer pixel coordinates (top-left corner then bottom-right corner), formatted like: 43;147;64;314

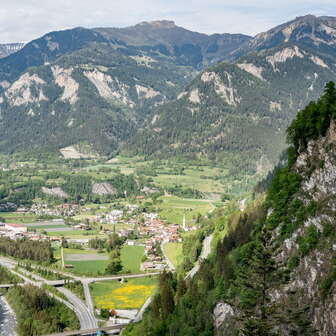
125;82;336;335
0;265;22;284
6;285;79;336
0;168;143;207
0;237;54;263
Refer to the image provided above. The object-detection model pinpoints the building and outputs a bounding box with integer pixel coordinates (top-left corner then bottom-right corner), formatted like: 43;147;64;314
4;223;27;233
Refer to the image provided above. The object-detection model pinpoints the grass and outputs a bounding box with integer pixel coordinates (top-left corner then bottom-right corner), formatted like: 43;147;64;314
91;277;158;310
158;196;214;225
46;230;100;238
65;260;109;276
163;242;183;268
63;245;144;275
0;212;39;224
120;245;145;273
28;224;68;230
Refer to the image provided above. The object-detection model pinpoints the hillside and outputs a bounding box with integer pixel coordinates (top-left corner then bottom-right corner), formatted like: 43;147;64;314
1;15;336;169
95;20;251;68
0;43;24;59
0;41;194;155
126;15;336;177
124;83;336;336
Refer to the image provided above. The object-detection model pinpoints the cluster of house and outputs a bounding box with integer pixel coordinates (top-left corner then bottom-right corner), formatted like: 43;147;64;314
0;222;46;241
139;216;181;271
30;203;80;217
96;209;124;224
95;204;140;225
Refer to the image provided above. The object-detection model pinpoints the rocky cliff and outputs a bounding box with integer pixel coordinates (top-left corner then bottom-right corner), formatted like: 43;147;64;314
215;88;336;335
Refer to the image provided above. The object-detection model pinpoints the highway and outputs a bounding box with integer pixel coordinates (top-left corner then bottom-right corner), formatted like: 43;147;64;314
185;234;213;280
43;324;128;336
57;287;97;330
0;232;213;334
0;256;97;330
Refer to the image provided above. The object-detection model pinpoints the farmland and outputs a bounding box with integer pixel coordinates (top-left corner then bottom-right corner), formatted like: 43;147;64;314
91;277;158;310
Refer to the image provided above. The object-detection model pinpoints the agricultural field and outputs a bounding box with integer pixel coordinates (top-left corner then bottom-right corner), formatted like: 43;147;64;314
0;212;40;224
158;196;215;225
163;242;183;268
46;230;100;239
91;277;158;310
62;245;144;276
65;260;109;275
120;245;145;273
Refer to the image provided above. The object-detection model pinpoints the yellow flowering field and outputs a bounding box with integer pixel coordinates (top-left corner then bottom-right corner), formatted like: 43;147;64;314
91;277;158;310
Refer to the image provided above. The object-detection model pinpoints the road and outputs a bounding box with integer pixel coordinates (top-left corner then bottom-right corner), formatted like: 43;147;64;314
0;230;213;333
0;257;97;331
133;295;153;323
57;287;97;330
185;234;213;280
43;324;128;336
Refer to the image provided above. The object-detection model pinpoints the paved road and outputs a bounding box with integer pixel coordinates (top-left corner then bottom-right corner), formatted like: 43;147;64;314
0;257;97;330
133;295;153;323
83;272;160;283
57;287;97;330
185;234;213;280
81;281;94;314
43;323;127;336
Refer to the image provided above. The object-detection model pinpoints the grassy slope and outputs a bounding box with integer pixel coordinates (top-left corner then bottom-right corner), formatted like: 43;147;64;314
163;242;183;268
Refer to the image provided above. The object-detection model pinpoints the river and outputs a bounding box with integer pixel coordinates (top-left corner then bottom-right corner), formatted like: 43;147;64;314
0;296;17;336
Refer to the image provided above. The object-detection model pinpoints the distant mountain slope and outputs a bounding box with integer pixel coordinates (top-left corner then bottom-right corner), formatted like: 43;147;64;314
0;27;107;86
126;15;336;176
95;20;251;68
0;43;25;59
0;42;194;155
231;15;336;60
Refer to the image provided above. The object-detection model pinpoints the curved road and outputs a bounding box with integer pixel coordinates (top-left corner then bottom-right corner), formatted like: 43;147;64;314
57;287;97;330
0;257;97;331
185;234;213;280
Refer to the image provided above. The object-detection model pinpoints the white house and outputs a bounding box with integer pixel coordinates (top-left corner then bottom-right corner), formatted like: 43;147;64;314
4;223;28;233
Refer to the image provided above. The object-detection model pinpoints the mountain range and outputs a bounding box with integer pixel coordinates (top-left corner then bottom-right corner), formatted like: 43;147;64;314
0;14;336;178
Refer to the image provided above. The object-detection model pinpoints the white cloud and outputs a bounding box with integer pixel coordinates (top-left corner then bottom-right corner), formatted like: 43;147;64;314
0;0;335;42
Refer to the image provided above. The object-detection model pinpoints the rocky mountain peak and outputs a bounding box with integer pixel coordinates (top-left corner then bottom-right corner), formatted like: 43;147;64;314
137;20;177;29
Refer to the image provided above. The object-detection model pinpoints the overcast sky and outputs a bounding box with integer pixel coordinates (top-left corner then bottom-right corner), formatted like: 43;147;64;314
0;0;335;43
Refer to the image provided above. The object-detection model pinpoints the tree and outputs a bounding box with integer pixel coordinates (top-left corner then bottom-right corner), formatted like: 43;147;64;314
235;227;282;336
105;250;123;274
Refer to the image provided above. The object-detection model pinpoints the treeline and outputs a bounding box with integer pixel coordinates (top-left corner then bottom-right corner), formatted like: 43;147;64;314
0;237;54;263
287;81;336;164
0;265;22;284
6;285;79;336
0;168;143;207
166;185;203;199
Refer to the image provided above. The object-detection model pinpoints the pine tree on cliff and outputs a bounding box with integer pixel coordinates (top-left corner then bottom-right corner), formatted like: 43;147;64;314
235;227;282;336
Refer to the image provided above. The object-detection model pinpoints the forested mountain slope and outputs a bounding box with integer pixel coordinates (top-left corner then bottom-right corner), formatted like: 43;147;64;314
0;40;194;154
1;15;336;168
126;15;336;176
124;83;336;336
0;43;24;59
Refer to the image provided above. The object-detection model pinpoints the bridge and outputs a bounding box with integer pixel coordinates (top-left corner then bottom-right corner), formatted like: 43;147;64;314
43;324;128;336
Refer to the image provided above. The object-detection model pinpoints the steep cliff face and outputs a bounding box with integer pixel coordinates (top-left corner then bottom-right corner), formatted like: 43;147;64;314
215;121;336;335
277;120;336;334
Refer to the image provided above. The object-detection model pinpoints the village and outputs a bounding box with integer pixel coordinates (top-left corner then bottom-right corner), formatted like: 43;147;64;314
0;200;185;272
